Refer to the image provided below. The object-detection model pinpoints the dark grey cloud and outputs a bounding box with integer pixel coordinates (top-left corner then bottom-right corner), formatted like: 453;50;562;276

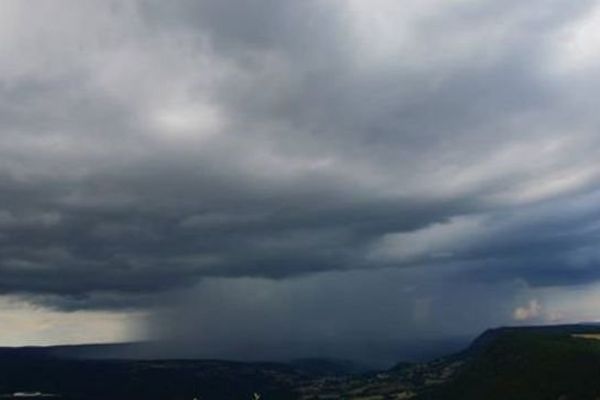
2;0;600;358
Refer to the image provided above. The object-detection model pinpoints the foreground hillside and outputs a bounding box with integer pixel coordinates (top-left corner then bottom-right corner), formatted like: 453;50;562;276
421;325;600;400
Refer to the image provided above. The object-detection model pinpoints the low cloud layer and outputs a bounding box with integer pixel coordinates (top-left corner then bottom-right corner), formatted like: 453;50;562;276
2;0;600;358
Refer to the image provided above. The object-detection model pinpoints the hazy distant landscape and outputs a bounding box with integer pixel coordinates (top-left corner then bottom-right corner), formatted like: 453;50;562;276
2;324;600;400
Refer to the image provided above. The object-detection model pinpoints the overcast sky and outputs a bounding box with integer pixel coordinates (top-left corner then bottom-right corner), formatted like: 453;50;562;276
2;0;600;364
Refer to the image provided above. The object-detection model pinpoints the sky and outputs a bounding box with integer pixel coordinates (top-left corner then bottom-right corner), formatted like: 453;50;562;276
2;0;600;364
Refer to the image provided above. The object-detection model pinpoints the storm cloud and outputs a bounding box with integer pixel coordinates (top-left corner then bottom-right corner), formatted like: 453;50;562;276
2;0;600;360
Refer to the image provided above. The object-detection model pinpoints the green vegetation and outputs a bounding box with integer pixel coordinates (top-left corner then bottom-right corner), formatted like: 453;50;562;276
422;328;600;400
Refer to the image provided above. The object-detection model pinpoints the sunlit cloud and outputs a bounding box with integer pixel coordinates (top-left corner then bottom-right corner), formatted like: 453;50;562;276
0;295;143;346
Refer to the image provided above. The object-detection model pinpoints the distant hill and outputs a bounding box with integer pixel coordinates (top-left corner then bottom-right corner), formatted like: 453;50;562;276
0;342;154;361
0;338;470;368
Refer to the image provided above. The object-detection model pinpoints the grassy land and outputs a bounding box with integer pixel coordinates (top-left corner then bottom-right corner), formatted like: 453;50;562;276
421;329;600;400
